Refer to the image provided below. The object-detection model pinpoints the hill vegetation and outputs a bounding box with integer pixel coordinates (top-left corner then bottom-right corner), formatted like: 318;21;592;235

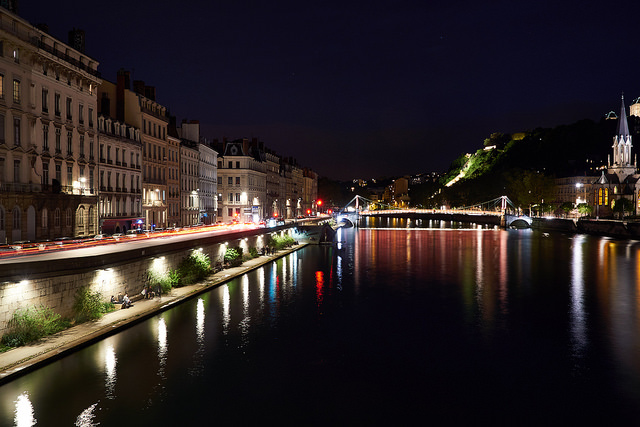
319;115;634;212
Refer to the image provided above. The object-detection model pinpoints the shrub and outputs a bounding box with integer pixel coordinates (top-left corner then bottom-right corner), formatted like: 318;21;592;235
1;305;69;348
73;287;109;323
178;251;211;285
224;247;243;267
148;268;177;293
268;235;296;250
249;246;259;258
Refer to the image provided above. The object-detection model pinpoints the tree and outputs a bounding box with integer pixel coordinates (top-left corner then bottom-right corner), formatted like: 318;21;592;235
505;169;557;212
612;197;635;219
577;203;593;217
559;202;574;218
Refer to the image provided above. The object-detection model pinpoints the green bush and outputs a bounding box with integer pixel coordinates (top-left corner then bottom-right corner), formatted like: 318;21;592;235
148;268;178;293
1;305;70;348
268;235;296;250
224;247;243;267
248;246;259;258
73;287;110;323
178;251;211;285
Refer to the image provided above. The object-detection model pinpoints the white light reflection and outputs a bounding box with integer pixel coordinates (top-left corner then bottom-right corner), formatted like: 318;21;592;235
157;317;168;379
14;392;36;427
337;227;342;250
258;267;265;309
570;234;588;365
240;276;251;345
222;285;230;335
74;402;99;427
190;298;206;376
196;298;205;343
105;344;117;399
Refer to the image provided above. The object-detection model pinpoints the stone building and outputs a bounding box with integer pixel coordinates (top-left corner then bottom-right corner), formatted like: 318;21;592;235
593;96;640;217
216;138;265;223
0;8;100;243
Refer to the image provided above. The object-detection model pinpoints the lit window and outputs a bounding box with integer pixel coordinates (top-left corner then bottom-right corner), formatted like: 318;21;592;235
12;79;19;103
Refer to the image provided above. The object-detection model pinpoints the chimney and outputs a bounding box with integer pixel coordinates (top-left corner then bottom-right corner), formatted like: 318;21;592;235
133;80;145;96
68;28;85;53
116;69;130;122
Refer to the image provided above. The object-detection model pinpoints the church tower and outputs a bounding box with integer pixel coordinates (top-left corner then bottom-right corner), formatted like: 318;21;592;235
609;95;636;182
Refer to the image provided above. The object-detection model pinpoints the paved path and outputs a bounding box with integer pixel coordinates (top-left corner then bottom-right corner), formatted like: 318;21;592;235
0;244;307;385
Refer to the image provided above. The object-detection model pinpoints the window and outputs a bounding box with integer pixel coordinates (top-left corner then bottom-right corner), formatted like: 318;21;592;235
228;208;233;217
13;117;19;146
54;93;60;116
0;207;4;231
236;161;240;168
67;166;72;186
89;138;94;159
228;161;232;169
66;97;72;120
88;107;93;128
67;131;72;154
78;104;84;124
235;193;240;202
13;159;19;182
77;207;84;226
54;208;60;227
12;79;19;104
12;206;20;230
228;176;233;185
42;162;49;186
43;124;49;150
0;113;4;144
0;74;4;99
228;193;233;202
55;164;61;183
235;176;240;185
42;88;48;113
55;128;61;152
42;208;48;230
66;208;72;227
79;135;84;157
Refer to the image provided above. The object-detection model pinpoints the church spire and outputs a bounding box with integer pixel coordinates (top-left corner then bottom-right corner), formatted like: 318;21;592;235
618;94;630;138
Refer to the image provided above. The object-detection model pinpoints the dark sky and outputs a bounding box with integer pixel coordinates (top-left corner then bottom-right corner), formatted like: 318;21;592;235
20;0;640;180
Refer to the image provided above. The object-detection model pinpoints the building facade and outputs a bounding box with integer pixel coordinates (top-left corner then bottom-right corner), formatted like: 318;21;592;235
96;114;142;233
216;139;266;223
593;96;640;217
0;8;100;243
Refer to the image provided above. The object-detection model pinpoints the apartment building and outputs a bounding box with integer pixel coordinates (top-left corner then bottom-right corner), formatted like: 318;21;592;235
216;138;266;223
0;9;100;242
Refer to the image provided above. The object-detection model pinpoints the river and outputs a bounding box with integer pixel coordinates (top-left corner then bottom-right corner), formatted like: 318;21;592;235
2;218;640;425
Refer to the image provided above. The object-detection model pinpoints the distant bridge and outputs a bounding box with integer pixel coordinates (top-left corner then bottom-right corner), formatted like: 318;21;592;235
338;195;532;229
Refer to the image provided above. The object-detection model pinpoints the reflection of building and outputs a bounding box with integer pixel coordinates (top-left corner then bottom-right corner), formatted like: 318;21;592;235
0;8;101;243
593;96;640;217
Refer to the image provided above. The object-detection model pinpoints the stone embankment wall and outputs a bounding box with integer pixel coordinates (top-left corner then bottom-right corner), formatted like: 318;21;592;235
531;218;578;233
0;227;295;337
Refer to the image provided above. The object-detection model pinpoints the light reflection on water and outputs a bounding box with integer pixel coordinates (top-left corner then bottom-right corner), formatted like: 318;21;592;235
4;225;640;423
13;392;35;427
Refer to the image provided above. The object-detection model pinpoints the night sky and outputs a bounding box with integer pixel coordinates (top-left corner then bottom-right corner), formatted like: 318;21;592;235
20;0;640;179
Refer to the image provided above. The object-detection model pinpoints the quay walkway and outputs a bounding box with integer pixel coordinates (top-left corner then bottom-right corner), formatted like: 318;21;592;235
0;243;307;385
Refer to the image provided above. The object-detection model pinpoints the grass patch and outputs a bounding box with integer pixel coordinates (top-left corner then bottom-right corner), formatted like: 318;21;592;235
1;305;70;348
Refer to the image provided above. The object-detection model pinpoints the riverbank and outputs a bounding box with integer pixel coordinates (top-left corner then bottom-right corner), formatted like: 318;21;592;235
0;243;307;385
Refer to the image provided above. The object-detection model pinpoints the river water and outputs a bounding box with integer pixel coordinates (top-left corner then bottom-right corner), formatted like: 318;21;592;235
2;218;640;425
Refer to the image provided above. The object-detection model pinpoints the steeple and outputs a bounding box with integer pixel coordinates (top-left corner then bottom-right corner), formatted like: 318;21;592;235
617;94;630;138
609;93;636;180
